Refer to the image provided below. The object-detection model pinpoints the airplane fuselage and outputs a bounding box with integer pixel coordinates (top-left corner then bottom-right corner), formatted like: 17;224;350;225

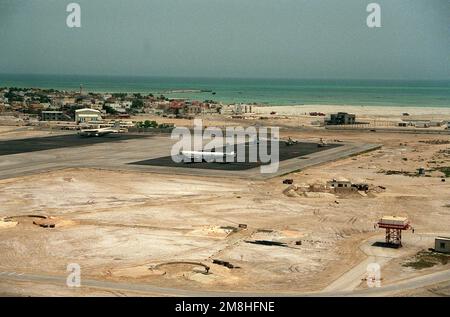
179;150;236;163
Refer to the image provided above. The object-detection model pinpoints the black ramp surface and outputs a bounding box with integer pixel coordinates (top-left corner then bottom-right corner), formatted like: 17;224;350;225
131;141;342;171
0;134;150;156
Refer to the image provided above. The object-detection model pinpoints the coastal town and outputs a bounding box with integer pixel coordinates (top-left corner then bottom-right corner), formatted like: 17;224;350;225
1;86;449;133
1;82;450;297
1;0;449;307
0;86;257;129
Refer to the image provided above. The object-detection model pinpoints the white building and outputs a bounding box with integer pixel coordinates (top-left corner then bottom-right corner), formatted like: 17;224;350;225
75;108;102;123
220;104;253;115
327;178;352;189
435;237;450;254
102;94;113;101
414;122;430;128
429;120;446;127
105;102;129;113
122;101;132;109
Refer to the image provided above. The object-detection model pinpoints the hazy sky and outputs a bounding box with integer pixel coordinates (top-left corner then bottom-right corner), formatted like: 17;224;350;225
0;0;449;79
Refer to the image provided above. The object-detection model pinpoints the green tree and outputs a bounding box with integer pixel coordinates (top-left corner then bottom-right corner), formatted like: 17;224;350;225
103;104;118;115
112;93;127;99
138;120;158;128
131;99;144;109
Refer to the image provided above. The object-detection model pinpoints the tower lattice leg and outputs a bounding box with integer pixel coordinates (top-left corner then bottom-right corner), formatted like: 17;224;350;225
385;228;402;247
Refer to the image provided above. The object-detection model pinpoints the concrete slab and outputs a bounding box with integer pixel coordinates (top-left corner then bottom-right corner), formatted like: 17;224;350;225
0;132;381;180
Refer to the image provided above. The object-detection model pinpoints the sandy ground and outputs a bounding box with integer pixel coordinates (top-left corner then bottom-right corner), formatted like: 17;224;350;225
0;114;449;296
0;126;66;140
399;280;450;297
254;105;450;119
132;105;450;135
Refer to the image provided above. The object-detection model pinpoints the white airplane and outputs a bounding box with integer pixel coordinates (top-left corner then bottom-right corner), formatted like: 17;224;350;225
179;149;236;163
78;121;122;137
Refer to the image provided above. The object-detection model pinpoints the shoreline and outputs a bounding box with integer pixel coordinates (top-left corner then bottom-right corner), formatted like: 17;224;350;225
1;76;449;109
254;104;450;118
2;84;449;110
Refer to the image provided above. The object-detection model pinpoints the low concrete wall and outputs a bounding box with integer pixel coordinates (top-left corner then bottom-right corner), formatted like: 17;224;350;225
128;127;174;133
325;126;450;135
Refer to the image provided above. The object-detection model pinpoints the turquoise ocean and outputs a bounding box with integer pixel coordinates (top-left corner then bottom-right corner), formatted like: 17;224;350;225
0;74;449;108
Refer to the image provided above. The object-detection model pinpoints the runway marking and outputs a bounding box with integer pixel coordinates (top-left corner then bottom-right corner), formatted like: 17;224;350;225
0;271;25;277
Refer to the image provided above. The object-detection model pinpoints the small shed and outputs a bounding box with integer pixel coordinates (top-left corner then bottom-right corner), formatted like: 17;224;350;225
435;237;450;254
429;120;445;127
414;121;430;128
417;167;425;176
327;178;352;189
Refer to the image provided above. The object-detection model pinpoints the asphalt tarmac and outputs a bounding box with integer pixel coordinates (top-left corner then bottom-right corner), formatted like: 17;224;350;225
0;134;149;156
131;141;341;171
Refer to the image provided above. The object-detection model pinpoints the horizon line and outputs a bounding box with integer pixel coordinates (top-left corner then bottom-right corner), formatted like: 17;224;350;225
1;73;449;83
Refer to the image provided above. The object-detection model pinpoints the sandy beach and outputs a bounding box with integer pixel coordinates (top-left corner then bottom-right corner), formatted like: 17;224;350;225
254;105;450;119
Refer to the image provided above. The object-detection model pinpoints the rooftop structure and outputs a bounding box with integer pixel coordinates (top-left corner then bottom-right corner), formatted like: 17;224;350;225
41;111;71;122
325;112;356;125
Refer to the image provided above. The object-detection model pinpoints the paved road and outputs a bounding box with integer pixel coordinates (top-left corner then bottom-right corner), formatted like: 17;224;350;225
1;268;449;297
323;256;391;293
326;126;450;135
0;132;381;180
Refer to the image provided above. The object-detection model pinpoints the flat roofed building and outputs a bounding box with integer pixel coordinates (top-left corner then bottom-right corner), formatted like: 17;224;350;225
414;121;430;128
435;237;450;254
429;120;445;127
325;112;356;125
327;178;352;188
75;108;102;123
41;111;71;121
220;104;254;115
